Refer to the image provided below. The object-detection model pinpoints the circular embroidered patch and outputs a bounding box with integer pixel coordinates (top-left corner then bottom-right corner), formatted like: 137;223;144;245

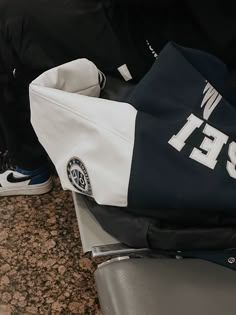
67;158;92;196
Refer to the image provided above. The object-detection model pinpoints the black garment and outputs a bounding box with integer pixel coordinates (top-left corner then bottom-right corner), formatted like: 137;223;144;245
105;0;236;76
0;22;49;168
0;0;150;169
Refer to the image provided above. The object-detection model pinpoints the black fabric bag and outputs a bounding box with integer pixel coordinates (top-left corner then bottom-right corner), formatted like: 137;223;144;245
85;195;236;270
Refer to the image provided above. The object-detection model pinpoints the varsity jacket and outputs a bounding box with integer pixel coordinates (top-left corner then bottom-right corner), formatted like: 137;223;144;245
30;42;236;210
30;42;236;261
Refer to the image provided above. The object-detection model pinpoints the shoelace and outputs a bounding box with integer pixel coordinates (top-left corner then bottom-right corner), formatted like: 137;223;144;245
0;150;15;173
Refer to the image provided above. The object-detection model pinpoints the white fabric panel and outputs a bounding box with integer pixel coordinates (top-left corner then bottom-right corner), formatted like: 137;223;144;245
32;58;101;97
30;59;137;206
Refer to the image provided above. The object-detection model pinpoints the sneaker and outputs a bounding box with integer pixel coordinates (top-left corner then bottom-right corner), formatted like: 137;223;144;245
0;151;53;196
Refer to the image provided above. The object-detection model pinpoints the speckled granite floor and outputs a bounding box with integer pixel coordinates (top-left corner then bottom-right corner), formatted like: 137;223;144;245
0;177;103;315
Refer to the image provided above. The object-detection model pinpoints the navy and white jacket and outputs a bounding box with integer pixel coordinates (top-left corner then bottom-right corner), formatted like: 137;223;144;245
30;42;236;211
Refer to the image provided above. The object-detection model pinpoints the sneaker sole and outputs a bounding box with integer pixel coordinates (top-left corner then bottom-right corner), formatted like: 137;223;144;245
0;178;53;196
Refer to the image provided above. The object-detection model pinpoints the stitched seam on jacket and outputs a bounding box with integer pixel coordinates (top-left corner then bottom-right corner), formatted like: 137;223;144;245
30;88;135;143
